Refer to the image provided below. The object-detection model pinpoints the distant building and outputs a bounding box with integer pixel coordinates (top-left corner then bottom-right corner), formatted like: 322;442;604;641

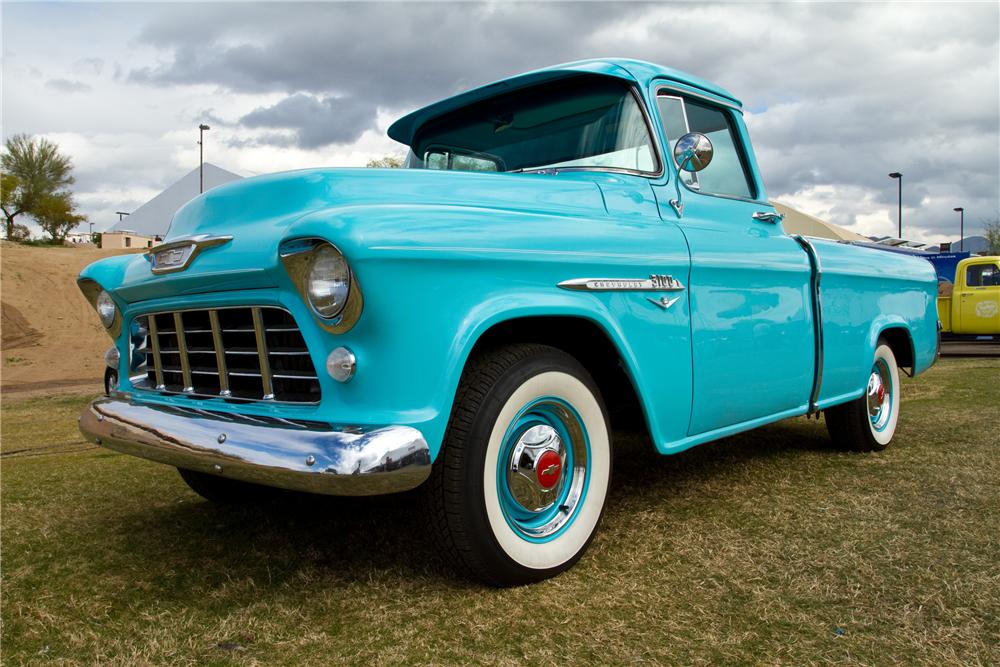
108;163;242;238
65;232;94;245
100;230;157;249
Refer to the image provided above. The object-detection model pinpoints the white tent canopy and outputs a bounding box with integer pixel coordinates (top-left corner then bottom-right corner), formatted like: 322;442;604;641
110;163;242;237
772;201;868;242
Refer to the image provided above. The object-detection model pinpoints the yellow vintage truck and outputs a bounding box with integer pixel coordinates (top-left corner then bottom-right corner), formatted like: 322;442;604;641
937;256;1000;338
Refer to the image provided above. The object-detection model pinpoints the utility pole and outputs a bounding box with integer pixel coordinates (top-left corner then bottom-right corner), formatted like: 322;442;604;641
198;124;211;193
115;211;130;222
953;207;965;252
889;172;902;238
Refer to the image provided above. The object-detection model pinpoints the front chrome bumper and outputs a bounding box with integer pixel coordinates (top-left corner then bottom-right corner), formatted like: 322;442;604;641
78;397;431;496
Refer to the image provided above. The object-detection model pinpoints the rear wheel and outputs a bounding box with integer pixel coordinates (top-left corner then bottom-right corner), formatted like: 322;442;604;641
426;344;612;587
826;340;900;452
177;468;269;504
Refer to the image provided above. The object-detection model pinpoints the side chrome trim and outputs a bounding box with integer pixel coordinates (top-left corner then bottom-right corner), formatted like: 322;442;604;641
145;234;233;274
78;397;432;497
558;274;685;292
793;234;824;414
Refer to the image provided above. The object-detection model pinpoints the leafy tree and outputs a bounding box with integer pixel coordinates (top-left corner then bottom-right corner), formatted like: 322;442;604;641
32;192;86;244
366;155;404;168
1;134;76;239
984;216;1000;255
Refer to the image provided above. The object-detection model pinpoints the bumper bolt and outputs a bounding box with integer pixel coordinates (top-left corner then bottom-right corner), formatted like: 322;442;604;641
212;464;223;474
217;433;227;444
305;455;316;467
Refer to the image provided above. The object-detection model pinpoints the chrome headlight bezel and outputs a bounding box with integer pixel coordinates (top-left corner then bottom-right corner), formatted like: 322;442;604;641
96;290;117;328
78;279;123;339
306;244;351;319
279;239;363;334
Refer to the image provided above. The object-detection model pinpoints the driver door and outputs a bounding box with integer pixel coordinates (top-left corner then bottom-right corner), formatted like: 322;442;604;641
652;92;815;436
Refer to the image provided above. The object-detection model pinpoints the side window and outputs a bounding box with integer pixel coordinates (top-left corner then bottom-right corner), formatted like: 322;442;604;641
657;94;754;200
966;263;1000;287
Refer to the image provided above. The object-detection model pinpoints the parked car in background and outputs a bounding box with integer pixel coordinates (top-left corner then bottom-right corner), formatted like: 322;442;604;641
938;255;1000;339
76;59;939;586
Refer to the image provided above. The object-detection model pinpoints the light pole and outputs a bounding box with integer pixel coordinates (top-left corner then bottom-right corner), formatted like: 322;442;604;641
953;207;964;252
115;211;130;222
889;172;902;238
198;124;211;193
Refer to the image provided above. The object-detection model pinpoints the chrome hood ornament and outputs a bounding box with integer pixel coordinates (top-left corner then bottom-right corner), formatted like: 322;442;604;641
146;234;233;274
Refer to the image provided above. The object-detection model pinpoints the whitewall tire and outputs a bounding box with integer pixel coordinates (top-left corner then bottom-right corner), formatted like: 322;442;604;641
826;340;900;452
426;344;611;586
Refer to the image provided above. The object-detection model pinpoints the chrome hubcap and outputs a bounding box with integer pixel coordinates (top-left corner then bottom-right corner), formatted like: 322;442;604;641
506;424;566;512
867;360;892;431
497;398;590;541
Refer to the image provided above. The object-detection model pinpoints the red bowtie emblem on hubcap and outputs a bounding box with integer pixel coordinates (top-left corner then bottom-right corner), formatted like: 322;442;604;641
536;450;562;489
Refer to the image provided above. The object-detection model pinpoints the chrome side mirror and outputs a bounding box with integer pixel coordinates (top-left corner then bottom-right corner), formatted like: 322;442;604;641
673;132;713;172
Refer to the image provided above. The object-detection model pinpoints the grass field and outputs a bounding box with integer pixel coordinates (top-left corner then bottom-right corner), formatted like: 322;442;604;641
2;357;998;666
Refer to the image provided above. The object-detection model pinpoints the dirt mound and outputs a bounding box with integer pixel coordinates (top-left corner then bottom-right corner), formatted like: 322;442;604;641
2;303;41;350
1;242;144;395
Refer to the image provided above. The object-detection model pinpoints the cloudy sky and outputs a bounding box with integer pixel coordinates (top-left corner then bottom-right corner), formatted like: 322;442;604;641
3;1;998;242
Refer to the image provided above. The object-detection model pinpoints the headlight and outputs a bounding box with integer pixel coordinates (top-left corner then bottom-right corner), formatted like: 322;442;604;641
96;290;117;328
307;245;350;318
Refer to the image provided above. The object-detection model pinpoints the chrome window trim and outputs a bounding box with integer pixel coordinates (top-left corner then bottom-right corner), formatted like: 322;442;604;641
654;82;743;112
654;86;772;206
654;88;760;203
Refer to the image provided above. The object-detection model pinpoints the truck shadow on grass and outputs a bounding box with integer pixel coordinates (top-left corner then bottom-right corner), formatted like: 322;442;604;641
105;418;835;589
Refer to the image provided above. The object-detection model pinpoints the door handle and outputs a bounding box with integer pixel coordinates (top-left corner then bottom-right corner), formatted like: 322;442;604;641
752;211;785;224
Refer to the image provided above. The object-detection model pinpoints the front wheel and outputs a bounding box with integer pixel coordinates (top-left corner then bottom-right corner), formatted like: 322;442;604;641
825;340;901;451
426;344;612;586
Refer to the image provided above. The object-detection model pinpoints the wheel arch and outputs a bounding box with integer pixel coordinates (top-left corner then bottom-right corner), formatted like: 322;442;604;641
874;324;916;376
457;312;655;445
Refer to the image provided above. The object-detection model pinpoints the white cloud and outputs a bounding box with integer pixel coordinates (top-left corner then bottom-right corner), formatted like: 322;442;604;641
2;2;997;243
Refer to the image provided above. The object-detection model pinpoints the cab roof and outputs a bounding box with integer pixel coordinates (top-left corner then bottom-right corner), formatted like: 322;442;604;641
386;58;742;147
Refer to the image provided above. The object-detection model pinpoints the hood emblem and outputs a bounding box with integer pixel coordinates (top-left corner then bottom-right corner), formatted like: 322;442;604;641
146;234;233;274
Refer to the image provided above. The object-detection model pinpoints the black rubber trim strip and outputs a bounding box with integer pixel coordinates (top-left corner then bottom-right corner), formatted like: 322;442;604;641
792;235;824;414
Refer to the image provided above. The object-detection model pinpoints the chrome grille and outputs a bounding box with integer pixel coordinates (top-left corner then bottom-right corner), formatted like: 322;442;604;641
131;306;320;403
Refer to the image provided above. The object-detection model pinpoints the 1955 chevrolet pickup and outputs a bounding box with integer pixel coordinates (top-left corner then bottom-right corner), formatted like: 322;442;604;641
78;59;939;586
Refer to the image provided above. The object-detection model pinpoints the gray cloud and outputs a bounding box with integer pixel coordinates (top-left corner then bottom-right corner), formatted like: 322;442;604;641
240;93;377;148
72;57;104;76
120;2;999;237
3;2;997;240
45;78;92;93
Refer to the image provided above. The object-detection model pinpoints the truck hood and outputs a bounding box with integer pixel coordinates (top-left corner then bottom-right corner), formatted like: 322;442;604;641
88;168;606;303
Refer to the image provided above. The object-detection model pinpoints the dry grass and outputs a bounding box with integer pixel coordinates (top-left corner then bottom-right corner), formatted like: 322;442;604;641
2;357;998;665
0;242;142;394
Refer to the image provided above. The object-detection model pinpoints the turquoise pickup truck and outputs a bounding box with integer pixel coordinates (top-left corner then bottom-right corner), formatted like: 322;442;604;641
79;59;939;586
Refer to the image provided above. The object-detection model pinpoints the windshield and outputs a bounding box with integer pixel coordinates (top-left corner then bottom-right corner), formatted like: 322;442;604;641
404;75;658;174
